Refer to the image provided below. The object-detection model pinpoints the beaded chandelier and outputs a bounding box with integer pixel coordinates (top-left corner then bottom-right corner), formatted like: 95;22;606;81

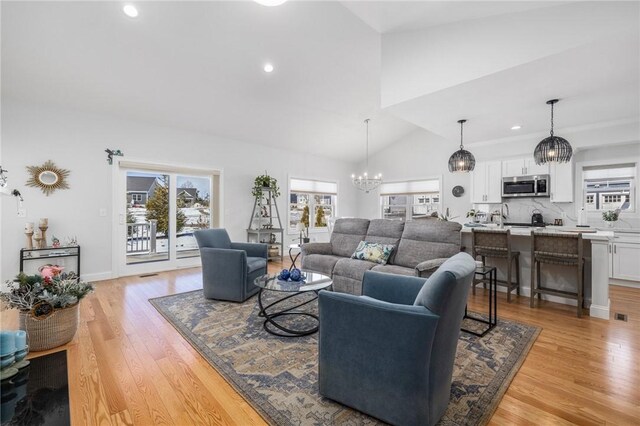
352;119;382;193
448;119;475;173
534;99;573;165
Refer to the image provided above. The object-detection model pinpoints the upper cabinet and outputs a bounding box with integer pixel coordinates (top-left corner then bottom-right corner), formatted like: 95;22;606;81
471;160;502;203
549;160;574;203
502;157;549;177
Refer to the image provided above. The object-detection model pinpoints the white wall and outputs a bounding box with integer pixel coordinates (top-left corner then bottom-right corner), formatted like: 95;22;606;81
0;101;358;282
380;2;638;107
355;129;470;221
355;126;640;228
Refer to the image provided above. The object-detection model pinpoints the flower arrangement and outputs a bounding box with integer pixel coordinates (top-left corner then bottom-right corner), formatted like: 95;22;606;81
602;209;620;222
252;173;280;199
1;267;93;317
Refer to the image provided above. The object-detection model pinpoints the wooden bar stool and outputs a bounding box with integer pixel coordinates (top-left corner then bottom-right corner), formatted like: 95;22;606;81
471;229;521;303
530;232;585;318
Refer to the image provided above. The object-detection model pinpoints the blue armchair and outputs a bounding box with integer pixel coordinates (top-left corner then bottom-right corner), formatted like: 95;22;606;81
194;229;268;302
318;252;476;426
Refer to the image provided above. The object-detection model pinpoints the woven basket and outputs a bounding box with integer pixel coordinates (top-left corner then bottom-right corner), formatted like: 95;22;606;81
19;303;79;351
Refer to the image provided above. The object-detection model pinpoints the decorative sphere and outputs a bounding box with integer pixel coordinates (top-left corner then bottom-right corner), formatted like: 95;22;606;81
289;268;302;282
278;269;290;281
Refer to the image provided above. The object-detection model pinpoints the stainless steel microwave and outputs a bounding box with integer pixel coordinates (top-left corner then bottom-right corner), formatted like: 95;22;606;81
502;175;550;198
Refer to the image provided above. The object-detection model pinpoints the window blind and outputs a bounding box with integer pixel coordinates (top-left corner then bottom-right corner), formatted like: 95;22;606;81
380;179;440;195
290;178;337;195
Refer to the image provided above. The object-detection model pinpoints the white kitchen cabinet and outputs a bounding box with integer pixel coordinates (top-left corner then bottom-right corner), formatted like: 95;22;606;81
549;161;573;203
502;157;548;177
485;160;503;203
471;160;502;203
524;158;549;176
470;162;487;203
611;242;640;281
502;159;525;177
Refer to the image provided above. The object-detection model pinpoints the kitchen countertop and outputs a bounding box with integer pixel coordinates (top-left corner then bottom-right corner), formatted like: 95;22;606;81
596;227;640;234
461;224;613;241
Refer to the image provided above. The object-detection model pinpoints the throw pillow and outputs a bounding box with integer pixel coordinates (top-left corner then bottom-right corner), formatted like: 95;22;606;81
351;241;395;265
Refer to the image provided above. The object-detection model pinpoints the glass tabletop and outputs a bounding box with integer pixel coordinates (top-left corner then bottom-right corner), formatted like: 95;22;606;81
475;265;496;275
254;271;332;292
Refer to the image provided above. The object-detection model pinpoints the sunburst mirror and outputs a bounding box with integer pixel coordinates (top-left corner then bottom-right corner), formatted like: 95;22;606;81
26;160;70;196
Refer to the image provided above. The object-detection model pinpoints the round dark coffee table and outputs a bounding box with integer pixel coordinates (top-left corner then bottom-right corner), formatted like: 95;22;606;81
254;271;332;337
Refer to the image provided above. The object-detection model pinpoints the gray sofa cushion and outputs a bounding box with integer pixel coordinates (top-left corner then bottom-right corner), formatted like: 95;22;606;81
333;258;377;281
330;218;370;258
363;219;404;264
302;254;343;276
371;264;416;276
394;219;462;268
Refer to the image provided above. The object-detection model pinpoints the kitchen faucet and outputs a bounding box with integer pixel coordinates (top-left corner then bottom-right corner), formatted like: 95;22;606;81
499;202;509;229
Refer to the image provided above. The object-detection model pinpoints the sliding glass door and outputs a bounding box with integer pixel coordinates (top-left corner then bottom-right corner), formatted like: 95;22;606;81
116;163;219;277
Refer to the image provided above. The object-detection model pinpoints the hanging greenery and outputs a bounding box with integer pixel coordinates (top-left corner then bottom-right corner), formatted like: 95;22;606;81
301;205;310;229
315;206;326;227
252;173;280;199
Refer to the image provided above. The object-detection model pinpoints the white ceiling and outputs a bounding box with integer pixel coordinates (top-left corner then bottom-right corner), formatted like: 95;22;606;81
2;1;638;162
387;35;640;145
341;1;567;34
1;1;416;163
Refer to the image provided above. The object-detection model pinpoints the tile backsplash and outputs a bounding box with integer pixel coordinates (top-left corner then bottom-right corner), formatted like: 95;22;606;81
473;198;640;230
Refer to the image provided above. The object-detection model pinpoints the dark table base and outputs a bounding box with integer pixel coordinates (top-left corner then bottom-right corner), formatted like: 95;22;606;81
257;289;320;337
461;267;498;337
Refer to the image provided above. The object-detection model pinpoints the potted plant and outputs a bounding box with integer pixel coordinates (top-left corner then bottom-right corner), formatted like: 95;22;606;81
466;209;477;222
602;209;620;228
252;173;280;199
300;205;310;243
1;267;93;351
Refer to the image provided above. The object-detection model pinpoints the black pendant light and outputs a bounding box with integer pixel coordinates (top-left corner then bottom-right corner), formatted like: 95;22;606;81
448;119;475;173
534;99;572;165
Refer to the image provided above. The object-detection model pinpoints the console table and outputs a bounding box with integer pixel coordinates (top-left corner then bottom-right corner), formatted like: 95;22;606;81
20;246;81;278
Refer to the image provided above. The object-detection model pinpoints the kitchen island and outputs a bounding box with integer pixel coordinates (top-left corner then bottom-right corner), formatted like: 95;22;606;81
461;225;613;319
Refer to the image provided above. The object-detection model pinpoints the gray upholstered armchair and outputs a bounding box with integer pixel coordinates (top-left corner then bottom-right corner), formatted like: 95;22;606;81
194;229;268;302
318;252;476;426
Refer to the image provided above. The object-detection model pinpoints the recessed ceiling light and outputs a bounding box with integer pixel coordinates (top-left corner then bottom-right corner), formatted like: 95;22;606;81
263;63;274;73
511;125;522;130
254;0;288;6
123;4;139;18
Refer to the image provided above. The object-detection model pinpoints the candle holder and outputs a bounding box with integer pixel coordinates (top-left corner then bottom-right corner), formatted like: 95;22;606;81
33;235;44;251
24;231;34;250
39;226;48;248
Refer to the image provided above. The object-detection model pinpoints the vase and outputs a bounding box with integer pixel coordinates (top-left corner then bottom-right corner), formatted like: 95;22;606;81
19;304;79;351
604;221;616;228
302;237;310;243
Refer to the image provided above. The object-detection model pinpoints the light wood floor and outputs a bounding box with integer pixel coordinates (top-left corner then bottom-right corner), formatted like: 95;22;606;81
2;261;639;425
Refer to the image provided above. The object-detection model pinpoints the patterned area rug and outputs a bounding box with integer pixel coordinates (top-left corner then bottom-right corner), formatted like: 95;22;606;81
149;290;540;426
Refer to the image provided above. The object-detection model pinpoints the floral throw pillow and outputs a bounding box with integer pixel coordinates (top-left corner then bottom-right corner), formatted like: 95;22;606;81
351;241;395;265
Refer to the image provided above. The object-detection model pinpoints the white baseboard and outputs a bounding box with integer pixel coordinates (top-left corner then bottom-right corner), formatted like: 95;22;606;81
609;279;640;289
81;271;114;282
590;301;611;320
503;285;589;307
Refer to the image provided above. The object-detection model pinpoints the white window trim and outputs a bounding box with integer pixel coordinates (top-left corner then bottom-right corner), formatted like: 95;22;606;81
287;176;339;234
576;159;638;216
379;177;442;221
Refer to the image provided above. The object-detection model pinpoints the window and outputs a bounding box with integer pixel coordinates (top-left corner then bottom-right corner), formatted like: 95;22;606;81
289;178;337;231
131;193;143;203
380;179;441;221
582;164;636;212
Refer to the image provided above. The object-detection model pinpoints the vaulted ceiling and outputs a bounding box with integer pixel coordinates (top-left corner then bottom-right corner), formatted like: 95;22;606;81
2;1;638;162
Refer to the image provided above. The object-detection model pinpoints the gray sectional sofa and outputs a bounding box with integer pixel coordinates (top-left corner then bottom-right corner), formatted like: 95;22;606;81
300;218;463;295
